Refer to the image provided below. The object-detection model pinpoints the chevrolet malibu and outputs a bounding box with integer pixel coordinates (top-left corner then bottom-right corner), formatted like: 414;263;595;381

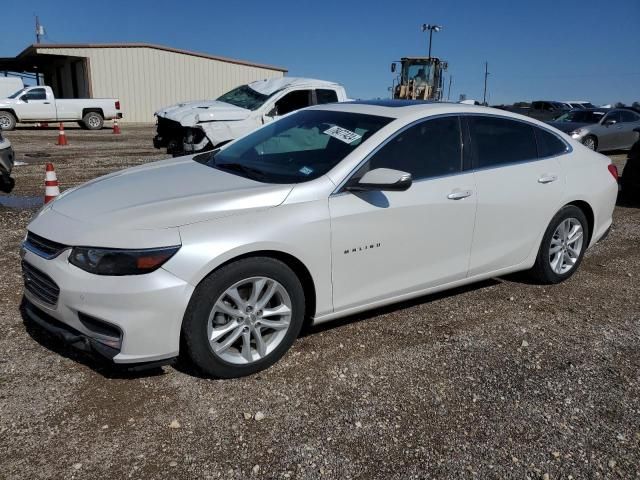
22;101;618;378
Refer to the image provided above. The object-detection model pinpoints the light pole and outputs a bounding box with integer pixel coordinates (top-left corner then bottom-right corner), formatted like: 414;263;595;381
422;24;443;59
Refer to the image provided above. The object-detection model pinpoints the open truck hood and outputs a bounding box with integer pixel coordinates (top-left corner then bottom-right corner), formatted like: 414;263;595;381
155;100;252;126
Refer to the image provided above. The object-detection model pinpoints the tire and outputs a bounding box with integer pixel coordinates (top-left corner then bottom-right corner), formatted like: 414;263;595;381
582;135;597;151
82;111;103;130
0;111;17;131
182;257;305;378
0;175;15;193
528;205;589;284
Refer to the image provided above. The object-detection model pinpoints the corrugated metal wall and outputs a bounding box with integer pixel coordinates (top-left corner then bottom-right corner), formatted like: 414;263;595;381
37;46;285;122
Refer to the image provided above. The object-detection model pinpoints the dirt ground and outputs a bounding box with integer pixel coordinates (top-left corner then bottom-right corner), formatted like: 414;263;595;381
0;125;638;480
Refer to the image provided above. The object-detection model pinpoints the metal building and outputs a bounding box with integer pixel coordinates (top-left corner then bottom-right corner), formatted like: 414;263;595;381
0;43;287;122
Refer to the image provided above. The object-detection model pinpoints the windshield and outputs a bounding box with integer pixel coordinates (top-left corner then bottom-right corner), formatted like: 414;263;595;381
8;88;27;99
555;110;606;123
216;85;271;110
402;62;434;85
202;109;393;184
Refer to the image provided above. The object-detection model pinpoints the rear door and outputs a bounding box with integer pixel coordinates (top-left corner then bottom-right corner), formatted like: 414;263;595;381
466;115;567;276
17;88;56;121
329;115;477;311
598;111;623;150
619;110;640;148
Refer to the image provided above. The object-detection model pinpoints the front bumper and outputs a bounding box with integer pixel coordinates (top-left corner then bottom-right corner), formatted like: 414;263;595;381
21;247;195;364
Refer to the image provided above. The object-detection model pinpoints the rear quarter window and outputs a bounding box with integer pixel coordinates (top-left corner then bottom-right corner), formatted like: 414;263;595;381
535;127;568;158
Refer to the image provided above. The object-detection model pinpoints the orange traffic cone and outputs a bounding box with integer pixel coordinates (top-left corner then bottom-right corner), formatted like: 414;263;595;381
44;163;60;204
56;122;68;146
112;118;121;134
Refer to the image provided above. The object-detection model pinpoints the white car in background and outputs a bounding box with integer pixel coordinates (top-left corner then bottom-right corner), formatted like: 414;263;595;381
22;101;617;378
153;77;348;155
0;85;122;130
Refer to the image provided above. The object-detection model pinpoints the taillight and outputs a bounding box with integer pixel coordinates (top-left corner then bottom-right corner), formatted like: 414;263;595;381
115;100;120;110
608;164;619;181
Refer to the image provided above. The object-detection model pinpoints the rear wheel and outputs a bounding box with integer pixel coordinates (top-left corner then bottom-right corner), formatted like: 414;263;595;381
182;257;305;378
528;205;589;284
582;135;597;151
0;111;16;131
82;111;104;130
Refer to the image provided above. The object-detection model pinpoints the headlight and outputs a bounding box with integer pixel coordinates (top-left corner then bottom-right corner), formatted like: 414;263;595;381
570;128;584;136
69;246;180;276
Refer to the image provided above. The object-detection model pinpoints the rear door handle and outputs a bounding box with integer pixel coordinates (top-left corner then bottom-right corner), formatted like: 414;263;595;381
447;190;472;200
538;174;558;184
43;102;51;104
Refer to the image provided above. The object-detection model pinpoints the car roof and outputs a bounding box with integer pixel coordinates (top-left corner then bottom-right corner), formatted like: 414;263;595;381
248;77;341;95
306;99;551;122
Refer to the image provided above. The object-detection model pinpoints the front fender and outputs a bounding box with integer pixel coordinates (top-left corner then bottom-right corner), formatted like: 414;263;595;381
164;201;333;317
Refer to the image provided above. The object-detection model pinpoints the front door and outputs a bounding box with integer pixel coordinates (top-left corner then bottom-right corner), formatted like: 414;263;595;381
18;88;56;121
329;116;477;312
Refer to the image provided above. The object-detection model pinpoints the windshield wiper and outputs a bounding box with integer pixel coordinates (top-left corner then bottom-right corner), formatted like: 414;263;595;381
215;162;267;181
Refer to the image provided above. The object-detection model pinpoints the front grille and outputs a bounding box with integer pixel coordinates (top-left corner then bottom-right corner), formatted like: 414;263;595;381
22;261;60;307
24;232;68;259
156;117;184;137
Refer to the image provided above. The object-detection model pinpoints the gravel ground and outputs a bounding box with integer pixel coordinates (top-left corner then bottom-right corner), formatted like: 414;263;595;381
0;125;638;480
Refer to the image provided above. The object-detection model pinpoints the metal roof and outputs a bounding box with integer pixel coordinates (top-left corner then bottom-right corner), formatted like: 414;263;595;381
0;43;288;73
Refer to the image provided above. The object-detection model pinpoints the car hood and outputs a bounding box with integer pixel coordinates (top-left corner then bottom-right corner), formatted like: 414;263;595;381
547;121;593;134
0;98;18;108
155;100;252;126
43;157;293;232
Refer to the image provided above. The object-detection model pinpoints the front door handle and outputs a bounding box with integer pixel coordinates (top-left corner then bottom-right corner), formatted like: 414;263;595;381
538;174;558;184
447;190;472;200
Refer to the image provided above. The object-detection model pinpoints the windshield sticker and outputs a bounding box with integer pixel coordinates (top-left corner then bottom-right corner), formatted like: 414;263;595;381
299;166;314;176
323;125;362;144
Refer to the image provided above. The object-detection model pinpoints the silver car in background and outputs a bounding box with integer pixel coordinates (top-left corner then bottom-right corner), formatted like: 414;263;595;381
549;108;640;151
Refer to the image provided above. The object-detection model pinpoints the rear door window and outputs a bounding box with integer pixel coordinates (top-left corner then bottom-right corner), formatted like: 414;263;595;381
468;116;538;168
535;127;568;158
620;110;640;123
316;89;339;105
274;90;313;116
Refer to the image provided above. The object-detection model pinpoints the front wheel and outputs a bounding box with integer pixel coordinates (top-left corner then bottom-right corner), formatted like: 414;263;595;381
182;257;305;378
582;135;597;151
528;205;589;284
0;111;17;131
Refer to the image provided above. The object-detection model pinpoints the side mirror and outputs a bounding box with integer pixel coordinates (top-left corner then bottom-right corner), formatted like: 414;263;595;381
604;119;617;126
266;106;278;117
391;63;396;73
346;168;412;192
20;96;29;103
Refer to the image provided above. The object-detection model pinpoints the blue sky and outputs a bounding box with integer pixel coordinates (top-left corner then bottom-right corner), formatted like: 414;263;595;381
3;0;639;105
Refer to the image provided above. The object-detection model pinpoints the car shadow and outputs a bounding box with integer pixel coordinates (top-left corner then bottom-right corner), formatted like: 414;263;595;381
302;278;502;336
20;275;535;379
19;297;167;380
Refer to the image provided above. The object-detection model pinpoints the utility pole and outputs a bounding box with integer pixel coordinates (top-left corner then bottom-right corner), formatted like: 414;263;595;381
482;61;490;105
35;15;45;44
447;75;453;101
422;24;443;59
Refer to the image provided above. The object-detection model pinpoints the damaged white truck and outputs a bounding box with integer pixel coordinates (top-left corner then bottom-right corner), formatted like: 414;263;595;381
153;77;348;155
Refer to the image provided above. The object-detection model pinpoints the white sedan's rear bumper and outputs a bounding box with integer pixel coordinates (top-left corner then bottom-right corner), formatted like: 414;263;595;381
21;247;194;364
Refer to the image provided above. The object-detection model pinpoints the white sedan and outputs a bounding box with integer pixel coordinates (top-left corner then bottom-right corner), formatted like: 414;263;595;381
22;101;618;378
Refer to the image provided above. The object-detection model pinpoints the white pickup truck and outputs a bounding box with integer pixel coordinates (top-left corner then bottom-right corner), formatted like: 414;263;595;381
154;77;348;155
0;85;122;131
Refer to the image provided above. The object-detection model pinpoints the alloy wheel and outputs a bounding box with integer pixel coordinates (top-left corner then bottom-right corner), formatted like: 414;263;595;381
548;218;584;274
583;137;596;150
207;276;292;364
